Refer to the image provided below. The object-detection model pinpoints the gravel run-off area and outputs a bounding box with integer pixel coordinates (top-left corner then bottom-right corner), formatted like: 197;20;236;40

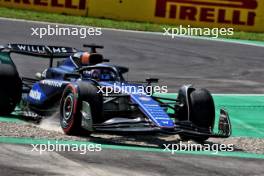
0;121;263;155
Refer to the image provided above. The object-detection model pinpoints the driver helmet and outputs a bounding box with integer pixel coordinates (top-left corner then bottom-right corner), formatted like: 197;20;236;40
90;69;101;80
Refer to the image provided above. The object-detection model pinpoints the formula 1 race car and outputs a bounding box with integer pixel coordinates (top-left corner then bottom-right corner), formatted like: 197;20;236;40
0;44;231;141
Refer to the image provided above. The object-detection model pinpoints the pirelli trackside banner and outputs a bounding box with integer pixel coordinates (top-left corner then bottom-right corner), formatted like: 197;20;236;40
88;0;264;32
0;0;88;16
0;0;264;32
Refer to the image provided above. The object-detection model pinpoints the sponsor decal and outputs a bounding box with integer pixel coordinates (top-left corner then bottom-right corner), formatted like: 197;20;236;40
16;44;47;54
29;90;42;100
161;121;169;124
16;45;67;53
0;0;86;10
8;44;76;55
41;80;63;87
144;104;159;107
156;117;172;120
139;96;152;101
155;0;258;26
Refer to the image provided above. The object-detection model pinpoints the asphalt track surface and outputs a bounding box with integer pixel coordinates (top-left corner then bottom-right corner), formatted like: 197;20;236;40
1;19;264;93
0;18;264;176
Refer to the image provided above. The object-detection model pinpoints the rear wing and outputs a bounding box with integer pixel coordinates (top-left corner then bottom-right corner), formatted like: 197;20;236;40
7;44;78;58
0;43;105;67
0;44;79;67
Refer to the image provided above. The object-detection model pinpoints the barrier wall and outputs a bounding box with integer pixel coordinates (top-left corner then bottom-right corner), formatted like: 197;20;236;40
88;0;264;32
0;0;88;16
0;0;264;32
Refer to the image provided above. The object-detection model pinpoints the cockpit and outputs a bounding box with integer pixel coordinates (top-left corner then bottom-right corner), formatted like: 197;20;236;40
41;51;129;82
71;52;129;82
82;67;118;81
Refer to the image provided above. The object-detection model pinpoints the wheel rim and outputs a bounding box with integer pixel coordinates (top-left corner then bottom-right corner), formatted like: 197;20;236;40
63;93;74;121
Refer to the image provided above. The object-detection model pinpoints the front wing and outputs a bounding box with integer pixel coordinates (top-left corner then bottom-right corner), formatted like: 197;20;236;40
81;106;231;138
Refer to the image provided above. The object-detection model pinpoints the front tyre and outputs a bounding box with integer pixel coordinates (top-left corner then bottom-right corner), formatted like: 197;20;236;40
190;88;215;129
60;82;103;135
60;84;80;135
180;88;215;142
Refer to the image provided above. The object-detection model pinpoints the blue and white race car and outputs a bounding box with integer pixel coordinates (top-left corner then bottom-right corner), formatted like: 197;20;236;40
0;44;231;141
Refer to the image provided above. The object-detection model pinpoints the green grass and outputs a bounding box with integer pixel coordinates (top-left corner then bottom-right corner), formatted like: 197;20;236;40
1;7;264;41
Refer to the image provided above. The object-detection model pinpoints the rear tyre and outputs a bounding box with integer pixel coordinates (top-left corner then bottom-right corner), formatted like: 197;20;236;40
0;64;22;115
60;82;103;135
180;88;215;142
